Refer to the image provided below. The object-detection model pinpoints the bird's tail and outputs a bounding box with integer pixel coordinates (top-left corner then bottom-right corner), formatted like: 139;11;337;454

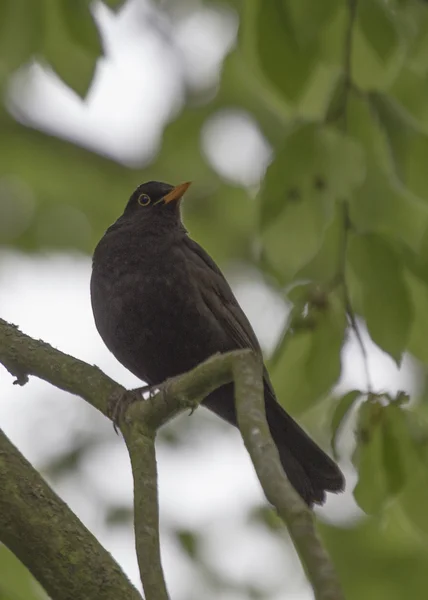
265;392;345;506
203;383;344;506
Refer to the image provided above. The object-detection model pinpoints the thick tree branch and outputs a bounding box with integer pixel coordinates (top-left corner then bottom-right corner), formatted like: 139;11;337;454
0;317;343;600
0;428;142;600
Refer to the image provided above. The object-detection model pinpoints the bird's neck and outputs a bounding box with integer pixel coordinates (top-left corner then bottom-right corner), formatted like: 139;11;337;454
92;220;186;275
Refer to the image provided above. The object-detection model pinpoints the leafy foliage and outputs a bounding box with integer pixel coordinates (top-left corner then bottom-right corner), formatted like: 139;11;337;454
3;0;428;598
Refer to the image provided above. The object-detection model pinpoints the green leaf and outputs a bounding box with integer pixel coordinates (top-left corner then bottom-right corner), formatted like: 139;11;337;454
105;504;133;525
370;92;428;202
405;271;428;364
353;399;388;514
58;0;103;57
247;0;317;102
42;0;99;98
354;400;425;514
390;67;428;125
249;506;283;531
101;0;125;12
331;390;362;459
350;164;428;253
176;529;199;560
357;0;400;63
393;404;428;537
400;471;428;538
0;0;44;78
328;89;428;252
286;0;340;46
348;233;413;364
296;205;343;284
271;291;346;414
0;544;43;600
259;123;365;282
382;405;407;497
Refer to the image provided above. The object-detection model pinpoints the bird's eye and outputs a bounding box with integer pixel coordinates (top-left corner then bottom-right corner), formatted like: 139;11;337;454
137;193;151;207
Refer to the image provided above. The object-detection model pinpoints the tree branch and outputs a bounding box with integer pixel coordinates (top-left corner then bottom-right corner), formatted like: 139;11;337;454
0;318;240;600
0;317;343;600
233;353;345;600
0;428;142;600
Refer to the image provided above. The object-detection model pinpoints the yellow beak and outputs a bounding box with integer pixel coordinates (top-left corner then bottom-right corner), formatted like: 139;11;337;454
162;181;192;204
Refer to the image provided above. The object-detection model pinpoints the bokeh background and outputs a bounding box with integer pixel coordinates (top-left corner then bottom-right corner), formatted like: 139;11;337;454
2;1;428;598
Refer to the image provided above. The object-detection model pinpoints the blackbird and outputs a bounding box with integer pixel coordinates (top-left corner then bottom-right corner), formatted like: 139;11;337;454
90;181;344;506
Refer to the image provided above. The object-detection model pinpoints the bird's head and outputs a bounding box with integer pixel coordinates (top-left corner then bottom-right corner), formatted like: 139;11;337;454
121;180;191;225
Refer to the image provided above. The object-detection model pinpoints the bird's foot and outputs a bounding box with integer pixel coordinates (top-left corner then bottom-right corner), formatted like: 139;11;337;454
107;384;159;434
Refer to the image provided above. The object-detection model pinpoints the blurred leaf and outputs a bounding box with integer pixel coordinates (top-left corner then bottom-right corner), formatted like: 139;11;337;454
260;122;365;227
321;515;428;600
395;406;428;536
350;164;428;253
406;271;428;364
0;544;45;600
296;205;343;284
328;87;385;160
286;0;340;45
105;504;133;526
400;472;428;538
0;0;44;78
176;529;199;560
353;399;388;513
42;436;100;478
399;1;428;74
58;0;103;57
390;67;428;125
271;291;346;414
328;89;428;251
357;0;400;63
382;405;407;497
243;0;317;102
0;119;137;251
249;506;283;532
348;233;413;365
42;0;99;97
259;123;364;282
370;92;428;202
102;0;125;10
354;400;422;514
270;281;330;366
331;390;361;459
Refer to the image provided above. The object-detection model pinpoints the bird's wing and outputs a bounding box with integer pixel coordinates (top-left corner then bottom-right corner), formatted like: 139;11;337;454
181;235;262;354
181;236;278;401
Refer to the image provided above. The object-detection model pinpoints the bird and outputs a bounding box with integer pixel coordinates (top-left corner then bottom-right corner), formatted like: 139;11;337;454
90;180;345;506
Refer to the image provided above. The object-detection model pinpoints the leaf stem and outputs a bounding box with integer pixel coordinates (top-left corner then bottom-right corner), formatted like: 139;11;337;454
339;0;372;392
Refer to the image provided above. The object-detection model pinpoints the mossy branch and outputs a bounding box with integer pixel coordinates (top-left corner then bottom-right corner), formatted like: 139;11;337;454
0;317;343;600
0;429;142;600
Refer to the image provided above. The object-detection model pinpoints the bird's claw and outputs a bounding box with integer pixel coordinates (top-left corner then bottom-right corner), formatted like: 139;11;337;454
107;384;158;433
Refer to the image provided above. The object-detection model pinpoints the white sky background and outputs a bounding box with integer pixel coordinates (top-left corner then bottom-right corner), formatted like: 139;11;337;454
0;0;422;598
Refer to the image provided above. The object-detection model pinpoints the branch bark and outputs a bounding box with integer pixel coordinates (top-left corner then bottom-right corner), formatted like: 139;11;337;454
0;317;344;600
0;428;142;600
233;353;345;600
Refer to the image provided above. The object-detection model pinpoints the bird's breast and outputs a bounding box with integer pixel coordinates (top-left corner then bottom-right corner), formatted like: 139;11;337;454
91;248;221;385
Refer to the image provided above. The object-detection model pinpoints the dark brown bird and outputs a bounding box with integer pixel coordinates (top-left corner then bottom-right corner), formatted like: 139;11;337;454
90;181;344;506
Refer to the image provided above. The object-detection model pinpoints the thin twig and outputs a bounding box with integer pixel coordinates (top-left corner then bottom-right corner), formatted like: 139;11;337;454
125;427;168;600
339;0;372;392
340;204;373;392
342;0;358;129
